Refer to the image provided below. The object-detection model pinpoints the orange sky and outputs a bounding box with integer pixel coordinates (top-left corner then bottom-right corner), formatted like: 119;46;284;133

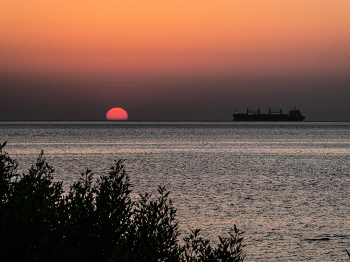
1;1;350;121
1;0;349;76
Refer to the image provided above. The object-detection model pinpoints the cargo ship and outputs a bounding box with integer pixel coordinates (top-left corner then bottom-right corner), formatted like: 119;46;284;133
233;107;305;121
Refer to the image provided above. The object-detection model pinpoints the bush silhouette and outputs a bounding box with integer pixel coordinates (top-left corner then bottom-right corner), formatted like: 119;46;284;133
0;141;245;262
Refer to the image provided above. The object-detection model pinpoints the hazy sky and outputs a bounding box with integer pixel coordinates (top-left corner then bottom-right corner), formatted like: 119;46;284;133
1;0;350;121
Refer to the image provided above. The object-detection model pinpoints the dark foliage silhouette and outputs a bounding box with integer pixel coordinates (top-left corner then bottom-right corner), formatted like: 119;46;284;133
0;142;245;262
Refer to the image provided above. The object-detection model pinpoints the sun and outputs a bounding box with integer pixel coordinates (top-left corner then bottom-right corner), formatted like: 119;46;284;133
106;108;128;120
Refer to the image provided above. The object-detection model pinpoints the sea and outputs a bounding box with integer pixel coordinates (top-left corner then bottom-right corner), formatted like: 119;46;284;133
1;121;350;261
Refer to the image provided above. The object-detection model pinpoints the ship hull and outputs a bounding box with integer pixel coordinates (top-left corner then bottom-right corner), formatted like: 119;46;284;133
233;114;305;121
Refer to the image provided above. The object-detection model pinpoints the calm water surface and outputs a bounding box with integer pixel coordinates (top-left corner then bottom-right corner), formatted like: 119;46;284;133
1;121;350;261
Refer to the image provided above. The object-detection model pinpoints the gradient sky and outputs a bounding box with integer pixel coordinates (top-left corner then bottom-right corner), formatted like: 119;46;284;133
1;0;350;121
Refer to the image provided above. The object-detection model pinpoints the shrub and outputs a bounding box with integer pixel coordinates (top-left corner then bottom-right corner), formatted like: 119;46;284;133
0;141;245;262
181;227;244;262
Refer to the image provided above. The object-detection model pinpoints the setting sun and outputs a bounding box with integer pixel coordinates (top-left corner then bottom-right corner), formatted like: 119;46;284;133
106;108;128;120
